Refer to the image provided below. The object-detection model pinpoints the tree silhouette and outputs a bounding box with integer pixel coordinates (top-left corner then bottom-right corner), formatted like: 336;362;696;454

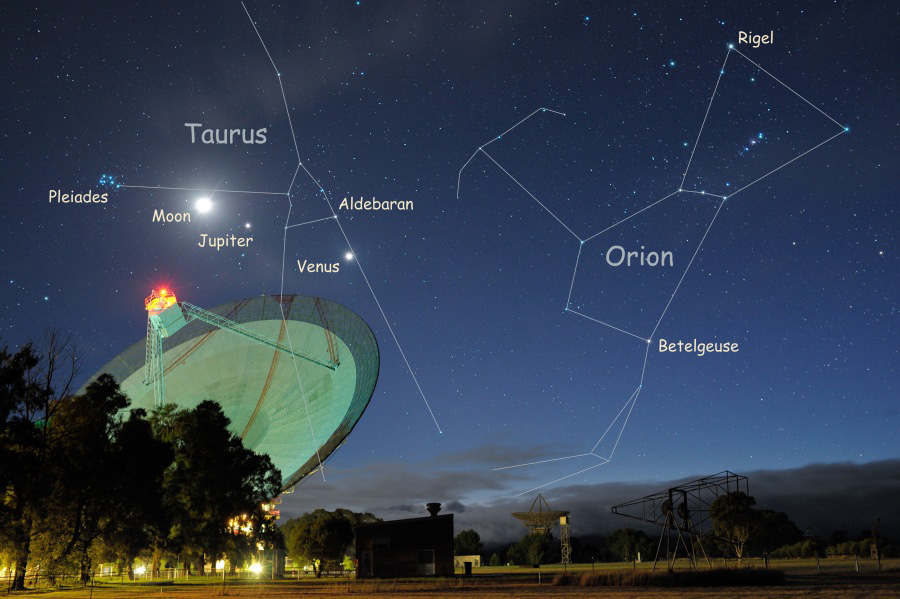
608;528;651;562
0;333;79;590
454;529;484;555
710;491;758;559
284;511;354;577
159;400;281;574
0;335;283;587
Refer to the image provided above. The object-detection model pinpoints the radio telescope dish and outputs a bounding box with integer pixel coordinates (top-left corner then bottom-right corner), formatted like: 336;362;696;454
80;294;379;491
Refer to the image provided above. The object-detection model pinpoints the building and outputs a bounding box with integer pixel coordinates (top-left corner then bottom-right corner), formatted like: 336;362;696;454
355;503;454;578
453;555;481;569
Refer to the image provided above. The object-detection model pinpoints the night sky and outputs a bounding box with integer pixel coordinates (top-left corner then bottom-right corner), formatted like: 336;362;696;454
3;2;896;537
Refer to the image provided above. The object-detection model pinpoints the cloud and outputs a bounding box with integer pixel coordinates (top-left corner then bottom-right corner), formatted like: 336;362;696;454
280;451;900;546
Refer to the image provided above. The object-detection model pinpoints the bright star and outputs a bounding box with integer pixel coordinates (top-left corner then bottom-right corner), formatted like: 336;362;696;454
344;252;354;261
244;222;251;229
196;197;213;213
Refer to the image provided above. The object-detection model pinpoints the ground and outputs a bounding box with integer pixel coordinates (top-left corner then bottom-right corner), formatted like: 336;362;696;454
5;559;898;598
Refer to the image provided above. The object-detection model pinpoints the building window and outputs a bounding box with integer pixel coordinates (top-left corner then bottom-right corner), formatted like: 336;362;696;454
373;536;390;551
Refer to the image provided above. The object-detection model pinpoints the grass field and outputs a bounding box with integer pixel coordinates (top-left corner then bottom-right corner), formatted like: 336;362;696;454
6;558;898;598
464;555;895;576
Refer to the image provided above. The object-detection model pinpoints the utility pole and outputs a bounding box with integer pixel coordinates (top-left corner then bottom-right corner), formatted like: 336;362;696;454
872;518;881;570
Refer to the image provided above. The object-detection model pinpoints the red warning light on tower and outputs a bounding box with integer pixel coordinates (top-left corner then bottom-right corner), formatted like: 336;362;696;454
145;289;178;316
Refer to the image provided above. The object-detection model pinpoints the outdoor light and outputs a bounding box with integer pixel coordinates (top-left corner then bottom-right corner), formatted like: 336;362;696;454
134;566;146;575
250;563;263;574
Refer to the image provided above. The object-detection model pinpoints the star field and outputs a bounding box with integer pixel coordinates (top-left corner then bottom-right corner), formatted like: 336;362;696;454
0;1;895;497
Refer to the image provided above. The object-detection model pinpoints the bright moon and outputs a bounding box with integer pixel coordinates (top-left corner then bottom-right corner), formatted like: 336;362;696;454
196;197;213;213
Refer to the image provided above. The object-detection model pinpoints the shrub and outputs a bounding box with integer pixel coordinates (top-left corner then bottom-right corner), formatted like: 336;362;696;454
550;568;784;587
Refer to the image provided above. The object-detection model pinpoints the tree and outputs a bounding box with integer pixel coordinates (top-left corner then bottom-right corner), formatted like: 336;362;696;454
283;511;354;577
709;491;758;559
607;528;651;562
454;529;483;555
507;532;552;566
571;537;603;563
0;334;283;586
828;530;850;546
0;334;79;590
771;539;821;558
4;369;173;584
34;374;129;581
748;509;802;555
98;408;173;578
488;552;501;566
156;400;281;574
332;508;379;560
283;508;378;564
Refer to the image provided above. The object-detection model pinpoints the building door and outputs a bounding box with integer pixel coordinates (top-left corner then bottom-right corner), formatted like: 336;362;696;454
417;550;435;576
361;551;373;578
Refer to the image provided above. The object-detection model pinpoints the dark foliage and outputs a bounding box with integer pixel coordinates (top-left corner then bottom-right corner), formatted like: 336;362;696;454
0;336;282;588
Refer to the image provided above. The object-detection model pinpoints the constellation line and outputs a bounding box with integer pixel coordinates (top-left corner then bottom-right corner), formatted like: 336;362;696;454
455;43;847;496
479;148;582;241
566;309;648;343
649;197;726;340
679;189;727;199
515;460;609;497
726;130;847;198
591;386;642;453
730;47;845;128
241;1;442;436
583;190;681;243
285;216;337;229
119;184;287;196
457;107;566;199
241;0;326;481
680;49;732;188
566;244;583;308
493;453;593;471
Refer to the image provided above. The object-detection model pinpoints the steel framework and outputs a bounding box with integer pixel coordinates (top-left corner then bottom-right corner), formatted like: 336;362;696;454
143;317;166;407
181;301;337;370
142;291;339;408
611;471;749;571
